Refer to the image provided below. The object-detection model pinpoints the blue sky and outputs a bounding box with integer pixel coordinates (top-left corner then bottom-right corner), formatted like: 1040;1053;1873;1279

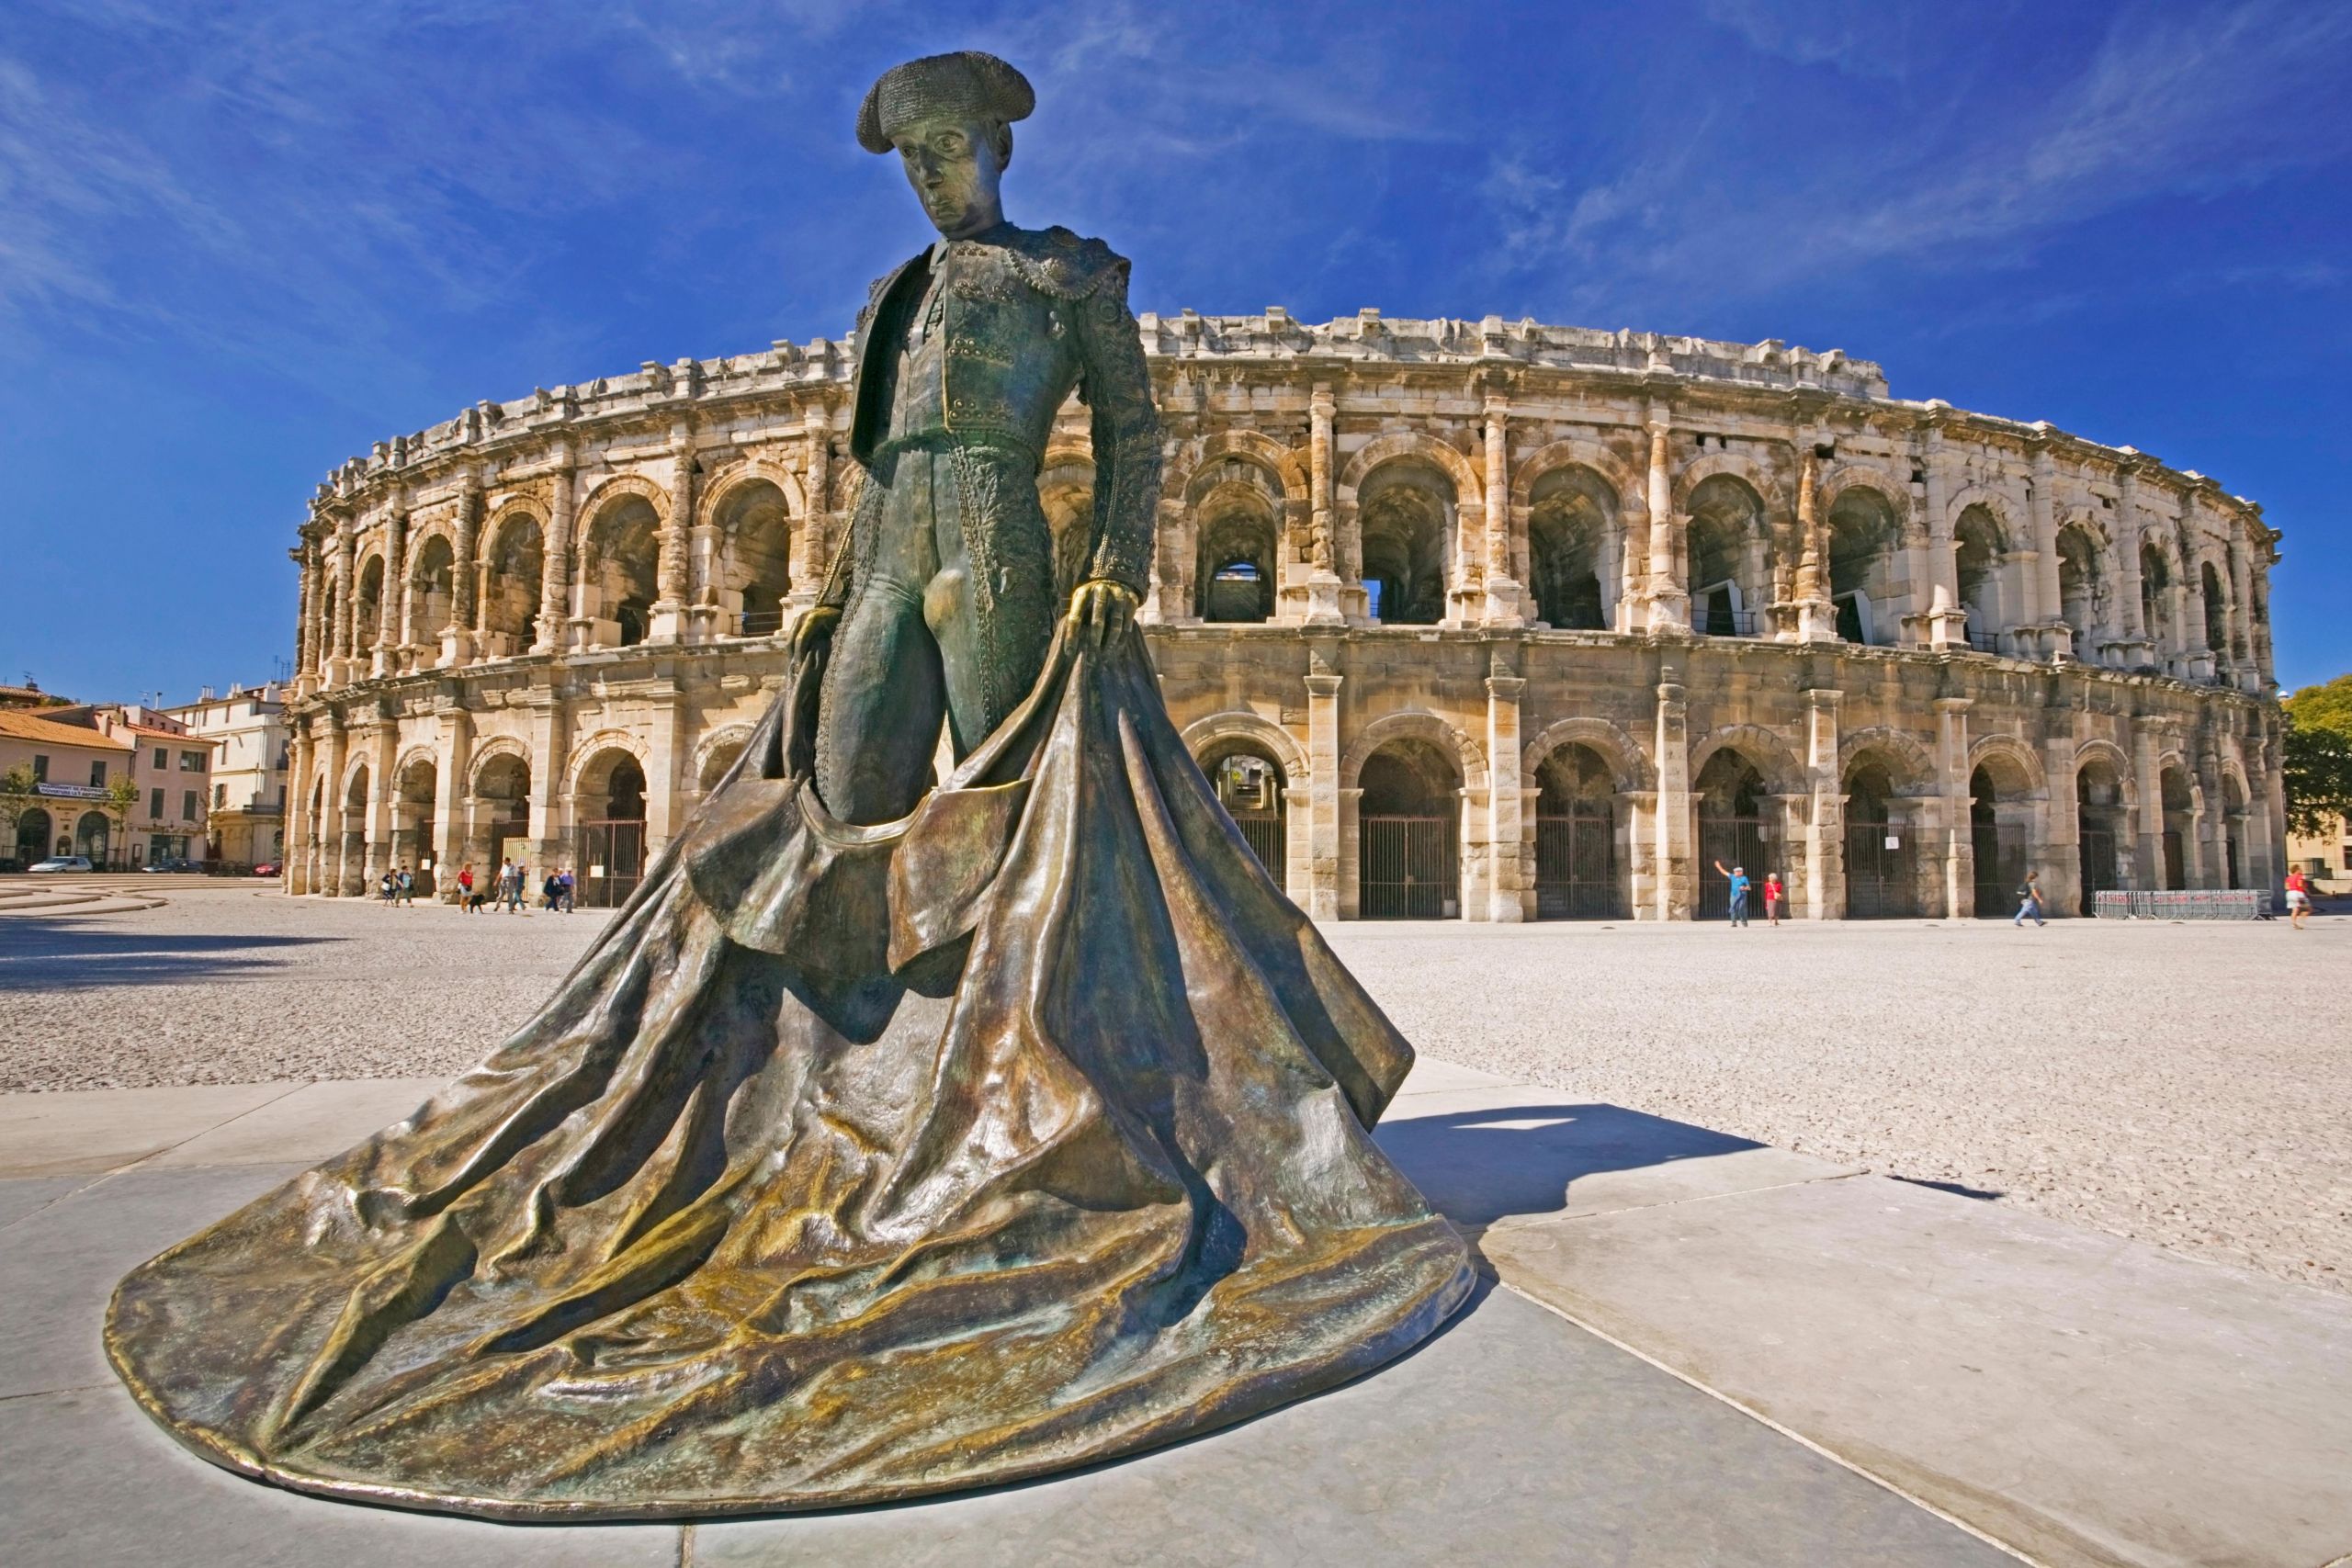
4;0;2347;699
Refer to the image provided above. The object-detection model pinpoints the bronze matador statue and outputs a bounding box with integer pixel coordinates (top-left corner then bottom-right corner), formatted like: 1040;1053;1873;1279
107;51;1475;1521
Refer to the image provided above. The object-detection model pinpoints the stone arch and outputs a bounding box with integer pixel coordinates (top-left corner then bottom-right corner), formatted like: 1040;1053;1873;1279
1346;444;1469;626
1174;430;1306;507
2071;739;2139;810
1523;461;1620;630
391;744;440;784
467;736;533;795
339;750;376;802
1341;708;1489;797
1943;484;2018;546
405;529;458;645
1182;711;1309;784
1336;432;1480;510
1188;453;1288;623
1966;734;2048;798
352;551;387;652
1838;726;1941;795
693;722;760;792
1521;716;1654;793
1824;479;1905;645
564;728;651;797
1687;723;1804;797
1671;450;1786;513
1684;470;1772;637
572;473;671;549
1817;464;1916;536
702;466;798;636
1510;438;1639;515
696;459;807;527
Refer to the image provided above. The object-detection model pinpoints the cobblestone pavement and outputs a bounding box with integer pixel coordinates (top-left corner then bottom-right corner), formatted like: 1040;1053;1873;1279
2;879;2346;1296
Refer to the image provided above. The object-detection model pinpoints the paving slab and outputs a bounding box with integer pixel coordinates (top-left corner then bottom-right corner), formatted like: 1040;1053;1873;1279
1485;1173;2352;1568
0;1173;92;1231
1374;1084;1860;1233
0;1080;297;1177
1389;1055;1520;1097
0;1384;678;1568
149;1077;442;1168
0;1161;304;1398
694;1284;2013;1568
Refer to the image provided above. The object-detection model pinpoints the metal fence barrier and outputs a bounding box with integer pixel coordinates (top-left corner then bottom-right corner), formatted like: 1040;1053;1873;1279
2092;890;2269;920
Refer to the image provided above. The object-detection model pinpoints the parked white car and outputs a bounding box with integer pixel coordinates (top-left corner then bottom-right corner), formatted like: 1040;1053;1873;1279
27;856;95;874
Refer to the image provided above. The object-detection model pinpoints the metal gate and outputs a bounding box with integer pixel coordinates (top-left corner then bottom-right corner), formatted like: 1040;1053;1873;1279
1844;826;1919;918
2078;827;2120;913
2161;830;2185;891
1697;814;1769;919
1360;816;1458;919
1972;821;2028;918
572;818;646;909
1535;809;1620;919
1229;812;1284;883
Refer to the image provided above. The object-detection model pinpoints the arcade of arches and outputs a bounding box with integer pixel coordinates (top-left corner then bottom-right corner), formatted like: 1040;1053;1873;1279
281;310;2284;918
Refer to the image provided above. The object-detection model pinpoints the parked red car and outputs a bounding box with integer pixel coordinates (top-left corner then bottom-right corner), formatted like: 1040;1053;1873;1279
252;863;281;877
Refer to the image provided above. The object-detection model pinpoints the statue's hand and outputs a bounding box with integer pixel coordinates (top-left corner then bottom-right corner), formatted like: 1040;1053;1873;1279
791;605;842;662
1068;579;1139;650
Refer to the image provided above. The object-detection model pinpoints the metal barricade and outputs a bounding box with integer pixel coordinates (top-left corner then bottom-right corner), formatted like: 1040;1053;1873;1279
2093;890;2266;919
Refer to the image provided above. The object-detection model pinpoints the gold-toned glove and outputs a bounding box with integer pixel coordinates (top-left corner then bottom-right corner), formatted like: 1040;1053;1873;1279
791;604;842;661
1067;579;1139;649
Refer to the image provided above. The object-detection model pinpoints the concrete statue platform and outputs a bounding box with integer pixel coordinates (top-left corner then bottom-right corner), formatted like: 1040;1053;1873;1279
3;1059;2347;1566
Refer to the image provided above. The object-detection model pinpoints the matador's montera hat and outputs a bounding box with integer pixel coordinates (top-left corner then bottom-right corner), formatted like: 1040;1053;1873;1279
856;51;1035;153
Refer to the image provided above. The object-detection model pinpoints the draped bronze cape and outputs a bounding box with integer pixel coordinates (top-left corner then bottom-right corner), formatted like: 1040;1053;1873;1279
106;626;1476;1520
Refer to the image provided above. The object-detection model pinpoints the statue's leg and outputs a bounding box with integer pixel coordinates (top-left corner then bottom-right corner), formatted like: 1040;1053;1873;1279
816;454;948;824
928;448;1057;758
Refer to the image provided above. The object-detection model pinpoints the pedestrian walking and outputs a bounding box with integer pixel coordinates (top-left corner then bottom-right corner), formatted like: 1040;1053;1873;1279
457;863;476;912
558;867;575;912
395;865;415;907
504;860;527;914
1762;871;1783;926
2013;870;2046;927
379;870;396;905
2286;867;2312;930
1714;861;1751;927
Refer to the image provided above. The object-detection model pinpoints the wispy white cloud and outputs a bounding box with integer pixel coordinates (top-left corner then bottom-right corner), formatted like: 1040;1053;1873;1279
1488;0;2352;323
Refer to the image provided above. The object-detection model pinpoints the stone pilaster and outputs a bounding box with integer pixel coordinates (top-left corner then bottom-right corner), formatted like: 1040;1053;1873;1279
645;694;687;858
447;475;481;667
525;697;567;874
319;716;348;895
1303;646;1342;919
1804;688;1843;920
1936;695;1972;917
1908;420;1966;650
1480;393;1525;626
2042;725;2082;916
535;444;575;656
2108;460;2155;667
376;502;408;678
1640;409;1690;635
1483;656;1527;920
331;525;357;686
2029;439;2070;660
433;706;471;900
651;419;695;642
1304;385;1344;626
1651;666;1691;919
2132;714;2165;888
1780;447;1838;642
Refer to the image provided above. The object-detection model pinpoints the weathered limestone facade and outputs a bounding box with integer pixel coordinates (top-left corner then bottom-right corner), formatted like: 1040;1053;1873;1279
281;310;2285;919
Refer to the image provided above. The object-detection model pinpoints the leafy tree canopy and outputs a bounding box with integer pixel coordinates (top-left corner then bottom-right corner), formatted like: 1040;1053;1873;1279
2283;705;2352;838
2284;673;2352;740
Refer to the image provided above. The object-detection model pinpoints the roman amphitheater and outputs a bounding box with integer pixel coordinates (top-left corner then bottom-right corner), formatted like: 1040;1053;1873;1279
279;308;2284;921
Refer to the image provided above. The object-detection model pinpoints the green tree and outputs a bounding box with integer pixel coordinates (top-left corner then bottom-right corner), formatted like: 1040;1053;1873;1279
0;764;37;861
2285;672;2352;740
101;774;142;870
2282;710;2352;838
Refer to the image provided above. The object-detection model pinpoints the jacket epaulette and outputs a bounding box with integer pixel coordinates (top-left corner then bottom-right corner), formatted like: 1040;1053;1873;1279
1003;227;1125;300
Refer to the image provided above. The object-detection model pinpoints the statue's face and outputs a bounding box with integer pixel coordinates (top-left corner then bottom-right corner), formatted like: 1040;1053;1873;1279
893;117;1003;238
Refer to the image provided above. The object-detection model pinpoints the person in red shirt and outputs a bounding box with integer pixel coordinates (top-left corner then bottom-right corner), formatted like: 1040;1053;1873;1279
1762;871;1783;925
2285;868;2311;930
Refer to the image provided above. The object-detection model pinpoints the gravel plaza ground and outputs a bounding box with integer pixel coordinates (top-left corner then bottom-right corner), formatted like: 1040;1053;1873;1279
1;876;2346;1297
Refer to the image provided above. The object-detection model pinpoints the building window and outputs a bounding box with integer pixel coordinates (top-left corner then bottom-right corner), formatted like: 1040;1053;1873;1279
153;747;167;771
31;754;47;782
183;789;199;822
179;750;204;772
150;787;164;820
89;760;107;787
215;783;227;809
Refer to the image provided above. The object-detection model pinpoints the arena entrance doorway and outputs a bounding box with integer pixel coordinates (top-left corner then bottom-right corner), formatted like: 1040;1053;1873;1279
1201;745;1285;884
2075;758;2126;911
1970;763;2030;919
1533;743;1620;919
1357;739;1459;919
574;752;648;908
1843;761;1917;918
1695;751;1769;920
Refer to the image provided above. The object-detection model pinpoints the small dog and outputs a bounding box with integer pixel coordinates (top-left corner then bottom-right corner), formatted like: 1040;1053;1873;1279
465;890;491;912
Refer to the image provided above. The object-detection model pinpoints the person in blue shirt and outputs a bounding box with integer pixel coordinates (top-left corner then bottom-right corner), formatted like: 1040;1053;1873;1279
1714;860;1752;927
